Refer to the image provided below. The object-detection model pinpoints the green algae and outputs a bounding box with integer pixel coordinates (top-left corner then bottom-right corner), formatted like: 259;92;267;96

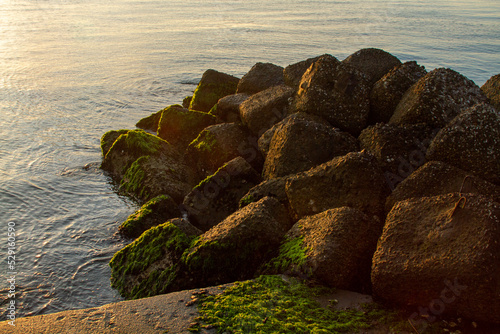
263;236;309;274
120;129;164;156
100;129;130;156
239;194;255;208
120;156;149;199
189;130;218;153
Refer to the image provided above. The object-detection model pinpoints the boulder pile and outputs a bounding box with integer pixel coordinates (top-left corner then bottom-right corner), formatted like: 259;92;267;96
100;48;500;327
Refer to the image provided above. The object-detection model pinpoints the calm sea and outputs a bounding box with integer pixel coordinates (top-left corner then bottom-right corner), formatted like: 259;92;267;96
0;0;499;318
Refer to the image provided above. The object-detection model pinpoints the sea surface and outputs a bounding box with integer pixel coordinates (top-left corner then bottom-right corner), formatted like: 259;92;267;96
0;0;499;318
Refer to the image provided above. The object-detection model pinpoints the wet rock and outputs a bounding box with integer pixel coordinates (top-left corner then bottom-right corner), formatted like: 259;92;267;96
189;69;239;112
286;151;389;220
342;48;402;86
182;157;261;231
386;161;500;213
239;175;292;208
100;129;129;157
369;61;427;123
263;112;358;180
239;84;294;136
236;62;285;95
426;103;500;185
372;193;500;324
283;55;323;89
182;96;192;109
292;54;371;135
156;105;215;149
481;73;500;110
389;68;487;128
210;93;249;123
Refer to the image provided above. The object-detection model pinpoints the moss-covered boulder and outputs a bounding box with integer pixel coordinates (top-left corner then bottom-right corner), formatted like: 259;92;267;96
182;157;261;231
239;84;294;136
389;68;487;128
286;151;390;220
210;93;249;123
118;195;182;239
283;55;323;89
136;108;165;132
427;103;500;185
372;193;500;324
236;62;285;95
100;129;130;157
292;54;371;135
109;218;202;299
263;112;359;180
183;197;292;286
369;61;427;124
342;48;402;86
189;69;239;112
156;105;215;149
481;73;500;110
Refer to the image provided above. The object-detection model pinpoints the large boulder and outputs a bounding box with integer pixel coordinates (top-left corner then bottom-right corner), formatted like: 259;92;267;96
189;69;239;112
182;157;261;231
210;93;249;123
100;129;129;157
239;175;292;208
183;197;292;286
268;207;382;293
389;68;487;128
372;193;500;324
386;161;500;212
236;62;285;95
286;151;390;220
426;103;500;185
263;113;359;180
292;54;371;135
156;105;215;149
118;195;182;239
283;55;323;89
481;73;500;110
369;61;427;124
185;123;263;180
342;48;402;86
239;84;294;136
136;108;164;132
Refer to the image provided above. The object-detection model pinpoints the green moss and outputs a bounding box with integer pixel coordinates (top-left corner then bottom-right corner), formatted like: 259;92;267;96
119;195;172;238
136;109;164;132
189;130;218;153
121;130;164;156
190;80;238;112
239;194;255;208
100;129;130;156
263;236;308;274
194;275;412;334
120;156;149;199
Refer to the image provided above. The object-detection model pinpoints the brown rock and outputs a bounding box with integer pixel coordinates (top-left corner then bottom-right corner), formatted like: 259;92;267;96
342;48;402;86
189;69;239;112
236;62;285;95
211;93;249;123
481;73;500;110
283;55;323;89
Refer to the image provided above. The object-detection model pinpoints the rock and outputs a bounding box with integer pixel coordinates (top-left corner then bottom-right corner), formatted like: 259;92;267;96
185;123;263;180
239;84;294;136
109;219;202;299
386;161;500;213
189;69;239;112
136;109;164;132
272;207;382;293
481;73;500;110
283;55;323;89
182;157;261;231
156;105;215;149
236;62;285;95
118;195;182;239
183;197;292;286
292;54;371;135
257;125;276;158
369;61;427;124
426;103;500;185
371;193;500;324
182;95;192;109
239;175;292;208
389;68;487;128
100;129;129;157
342;48;402;86
286;151;389;220
263;112;359;180
358;123;435;190
210;93;249;123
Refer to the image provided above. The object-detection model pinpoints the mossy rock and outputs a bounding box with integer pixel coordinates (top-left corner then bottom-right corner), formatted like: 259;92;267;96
100;129;130;157
136;108;164;132
118;195;182;239
189;69;239;112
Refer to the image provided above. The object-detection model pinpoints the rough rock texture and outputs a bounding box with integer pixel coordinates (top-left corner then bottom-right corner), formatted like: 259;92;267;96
189;69;239;112
284;207;383;293
372;193;500;324
358;123;435;189
481;73;500;110
119;195;182;239
182;95;192;109
286;151;390;220
156;105;215;149
342;48;402;86
263;112;359;180
100;129;129;156
211;93;249;123
183;197;292;286
182;157;261;231
136;108;164;132
389;68;487;128
283;55;323;89
239;84;294;136
426;103;500;185
292;54;371;135
386;161;500;212
185;123;263;180
239;175;292;208
236;62;285;95
369;61;427;124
